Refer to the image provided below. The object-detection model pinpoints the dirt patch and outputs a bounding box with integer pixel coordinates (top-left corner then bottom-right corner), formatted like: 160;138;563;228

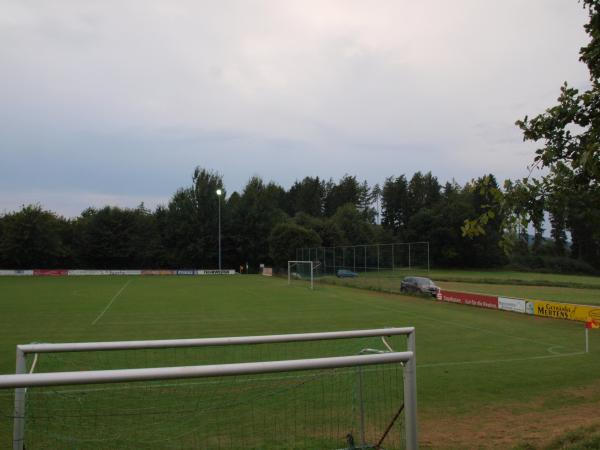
420;383;600;449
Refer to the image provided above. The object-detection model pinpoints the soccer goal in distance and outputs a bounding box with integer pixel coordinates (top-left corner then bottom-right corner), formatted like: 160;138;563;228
288;260;320;289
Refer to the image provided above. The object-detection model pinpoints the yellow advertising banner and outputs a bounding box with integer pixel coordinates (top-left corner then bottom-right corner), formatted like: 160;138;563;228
533;300;600;323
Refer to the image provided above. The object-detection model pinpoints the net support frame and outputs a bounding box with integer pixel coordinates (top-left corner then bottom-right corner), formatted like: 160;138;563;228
287;260;314;289
9;327;418;450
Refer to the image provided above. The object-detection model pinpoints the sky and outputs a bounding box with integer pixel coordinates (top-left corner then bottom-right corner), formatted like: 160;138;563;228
0;0;592;217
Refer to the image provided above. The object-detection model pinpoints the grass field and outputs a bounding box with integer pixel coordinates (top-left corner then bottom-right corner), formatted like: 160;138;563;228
1;274;600;449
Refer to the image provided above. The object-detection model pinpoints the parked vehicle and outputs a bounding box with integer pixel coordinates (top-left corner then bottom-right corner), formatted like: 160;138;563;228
400;276;439;296
336;269;358;278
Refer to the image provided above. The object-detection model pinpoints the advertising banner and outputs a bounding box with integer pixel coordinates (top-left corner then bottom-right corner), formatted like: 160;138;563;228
498;297;526;314
109;270;141;276
262;268;273;277
197;269;236;275
0;270;32;276
533;300;600;323
68;270;111;276
176;270;197;275
439;290;498;309
141;270;175;276
33;269;68;276
15;270;34;276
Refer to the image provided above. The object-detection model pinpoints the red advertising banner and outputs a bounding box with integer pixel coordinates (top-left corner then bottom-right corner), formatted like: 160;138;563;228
439;290;498;309
33;269;68;276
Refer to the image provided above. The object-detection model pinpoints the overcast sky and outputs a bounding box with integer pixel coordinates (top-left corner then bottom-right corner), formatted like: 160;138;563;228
0;1;592;217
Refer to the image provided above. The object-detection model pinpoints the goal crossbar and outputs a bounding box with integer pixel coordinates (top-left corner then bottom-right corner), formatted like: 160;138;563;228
16;327;415;354
0;352;412;389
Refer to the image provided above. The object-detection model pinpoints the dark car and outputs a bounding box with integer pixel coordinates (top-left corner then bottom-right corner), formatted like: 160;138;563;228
336;269;358;278
400;276;439;296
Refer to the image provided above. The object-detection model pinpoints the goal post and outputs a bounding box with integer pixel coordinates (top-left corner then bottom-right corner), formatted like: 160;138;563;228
4;328;418;450
288;260;315;289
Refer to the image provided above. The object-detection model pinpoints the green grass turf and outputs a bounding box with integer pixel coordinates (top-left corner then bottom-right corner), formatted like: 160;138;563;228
0;275;599;448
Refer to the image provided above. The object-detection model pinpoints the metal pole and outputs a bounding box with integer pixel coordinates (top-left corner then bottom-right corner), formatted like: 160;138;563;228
408;243;412;271
288;261;291;285
358;366;366;447
364;245;367;273
0;352;413;389
13;348;26;450
405;330;418;450
392;244;395;272
310;262;314;290
218;193;222;270
353;246;356;273
585;328;589;353
333;247;336;274
377;244;380;272
427;242;430;272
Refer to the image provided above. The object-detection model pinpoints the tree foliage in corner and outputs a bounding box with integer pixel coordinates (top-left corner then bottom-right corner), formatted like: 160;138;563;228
465;0;600;267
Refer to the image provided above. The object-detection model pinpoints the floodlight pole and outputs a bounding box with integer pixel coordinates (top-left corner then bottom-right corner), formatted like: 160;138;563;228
216;189;222;270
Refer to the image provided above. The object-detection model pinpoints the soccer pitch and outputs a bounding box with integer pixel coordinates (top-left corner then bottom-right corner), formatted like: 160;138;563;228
1;275;599;449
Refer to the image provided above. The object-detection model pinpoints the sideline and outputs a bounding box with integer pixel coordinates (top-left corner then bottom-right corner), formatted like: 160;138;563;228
91;279;132;326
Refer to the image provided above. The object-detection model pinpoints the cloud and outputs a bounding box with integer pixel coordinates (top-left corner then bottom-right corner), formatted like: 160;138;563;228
0;0;592;215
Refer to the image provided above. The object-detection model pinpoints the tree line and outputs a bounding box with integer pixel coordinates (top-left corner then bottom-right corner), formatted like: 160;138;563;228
1;166;597;273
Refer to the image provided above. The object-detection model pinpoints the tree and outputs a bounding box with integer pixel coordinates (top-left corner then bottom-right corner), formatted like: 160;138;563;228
230;176;288;269
330;204;375;245
287;177;325;217
381;175;410;238
0;205;69;268
268;222;321;268
73;205;163;269
323;175;369;216
161;167;224;268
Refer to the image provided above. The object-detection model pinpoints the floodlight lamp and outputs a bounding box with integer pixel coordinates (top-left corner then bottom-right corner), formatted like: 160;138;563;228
216;189;222;196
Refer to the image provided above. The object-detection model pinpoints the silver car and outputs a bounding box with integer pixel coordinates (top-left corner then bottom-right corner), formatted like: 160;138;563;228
400;276;439;296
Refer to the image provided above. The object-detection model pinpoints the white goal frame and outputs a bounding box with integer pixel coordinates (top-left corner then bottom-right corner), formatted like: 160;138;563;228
288;260;315;289
4;327;418;450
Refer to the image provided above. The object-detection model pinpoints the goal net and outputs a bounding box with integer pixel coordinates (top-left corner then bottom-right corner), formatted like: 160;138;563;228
1;328;417;450
288;260;320;289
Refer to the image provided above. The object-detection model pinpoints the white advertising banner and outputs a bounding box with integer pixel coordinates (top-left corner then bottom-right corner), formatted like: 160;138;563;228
0;270;33;276
197;269;236;275
68;270;111;276
498;297;526;314
109;270;142;276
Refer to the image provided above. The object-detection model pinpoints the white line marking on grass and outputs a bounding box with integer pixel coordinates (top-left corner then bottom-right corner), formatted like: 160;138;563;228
418;351;585;369
91;280;132;326
546;346;566;355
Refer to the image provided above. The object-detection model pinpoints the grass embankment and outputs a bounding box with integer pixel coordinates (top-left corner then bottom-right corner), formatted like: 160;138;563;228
320;269;600;306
